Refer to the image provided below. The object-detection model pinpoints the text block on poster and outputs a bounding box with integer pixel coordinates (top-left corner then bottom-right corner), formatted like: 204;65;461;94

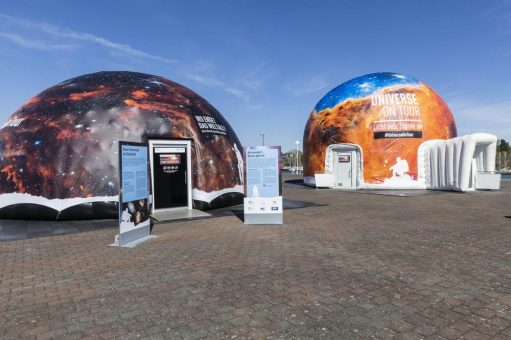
117;142;152;247
244;146;282;224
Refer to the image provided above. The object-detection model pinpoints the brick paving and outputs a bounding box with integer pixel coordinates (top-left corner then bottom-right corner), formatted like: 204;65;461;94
1;178;511;339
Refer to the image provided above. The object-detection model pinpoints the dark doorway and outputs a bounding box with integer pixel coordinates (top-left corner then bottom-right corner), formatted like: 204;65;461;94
152;148;188;209
149;139;192;214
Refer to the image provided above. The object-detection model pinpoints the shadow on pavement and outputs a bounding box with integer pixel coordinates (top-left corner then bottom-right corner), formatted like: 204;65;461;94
0;219;117;242
1;198;323;241
208;199;324;223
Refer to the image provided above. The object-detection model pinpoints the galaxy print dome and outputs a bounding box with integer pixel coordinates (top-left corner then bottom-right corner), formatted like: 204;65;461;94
0;71;244;220
304;72;457;187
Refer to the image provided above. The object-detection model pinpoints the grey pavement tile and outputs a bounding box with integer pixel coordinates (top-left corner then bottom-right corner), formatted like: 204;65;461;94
0;232;27;241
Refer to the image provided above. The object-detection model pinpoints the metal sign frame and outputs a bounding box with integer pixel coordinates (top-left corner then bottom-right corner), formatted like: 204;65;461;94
113;141;155;248
243;145;283;224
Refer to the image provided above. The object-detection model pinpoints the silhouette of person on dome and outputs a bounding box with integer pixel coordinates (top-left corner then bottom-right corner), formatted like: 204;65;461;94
390;157;409;177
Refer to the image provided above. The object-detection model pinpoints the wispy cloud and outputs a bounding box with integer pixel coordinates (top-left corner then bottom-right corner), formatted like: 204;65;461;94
185;71;251;102
0;12;177;63
184;61;269;103
442;89;469;99
185;73;224;87
0;32;78;50
224;87;249;101
435;82;469;101
234;63;272;91
483;1;511;46
447;98;511;140
285;75;328;96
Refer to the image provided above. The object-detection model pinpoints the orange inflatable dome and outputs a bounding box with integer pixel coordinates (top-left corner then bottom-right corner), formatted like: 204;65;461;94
303;72;457;189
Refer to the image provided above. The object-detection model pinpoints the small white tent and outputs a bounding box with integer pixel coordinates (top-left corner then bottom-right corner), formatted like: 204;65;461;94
418;133;500;192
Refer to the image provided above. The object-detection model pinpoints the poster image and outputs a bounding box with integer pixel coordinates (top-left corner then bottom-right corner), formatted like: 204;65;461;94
160;154;181;165
120;199;150;228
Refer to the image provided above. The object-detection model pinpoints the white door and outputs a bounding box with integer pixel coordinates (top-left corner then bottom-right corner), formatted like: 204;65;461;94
335;151;356;188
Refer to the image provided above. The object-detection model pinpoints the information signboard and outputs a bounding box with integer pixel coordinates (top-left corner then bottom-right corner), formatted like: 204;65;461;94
114;141;155;247
148;139;193;214
244;146;283;224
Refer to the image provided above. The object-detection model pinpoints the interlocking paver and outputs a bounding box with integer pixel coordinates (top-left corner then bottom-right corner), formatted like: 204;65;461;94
0;178;510;338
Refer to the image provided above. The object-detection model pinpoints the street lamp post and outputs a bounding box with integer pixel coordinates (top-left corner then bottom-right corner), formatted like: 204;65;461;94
295;140;300;172
260;133;265;146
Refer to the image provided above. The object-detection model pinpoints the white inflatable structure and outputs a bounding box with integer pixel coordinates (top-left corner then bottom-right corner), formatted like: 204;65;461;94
310;133;501;192
418;133;500;191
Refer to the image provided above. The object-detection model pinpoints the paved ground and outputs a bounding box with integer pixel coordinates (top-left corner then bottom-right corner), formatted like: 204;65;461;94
1;177;511;339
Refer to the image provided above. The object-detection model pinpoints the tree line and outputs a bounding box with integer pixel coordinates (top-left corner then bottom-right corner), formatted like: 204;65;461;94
282;150;303;168
497;139;511;171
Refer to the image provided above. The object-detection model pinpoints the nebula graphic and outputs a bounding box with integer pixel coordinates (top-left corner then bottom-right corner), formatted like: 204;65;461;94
0;71;244;219
304;72;457;185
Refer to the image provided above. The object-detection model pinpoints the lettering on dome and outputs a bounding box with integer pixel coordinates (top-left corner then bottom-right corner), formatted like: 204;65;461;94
0;117;24;129
194;115;227;135
370;92;423;139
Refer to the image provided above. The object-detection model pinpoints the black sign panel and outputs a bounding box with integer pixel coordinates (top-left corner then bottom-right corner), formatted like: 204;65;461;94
374;131;422;139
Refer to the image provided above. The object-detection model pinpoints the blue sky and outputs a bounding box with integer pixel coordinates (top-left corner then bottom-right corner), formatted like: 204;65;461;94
0;0;510;151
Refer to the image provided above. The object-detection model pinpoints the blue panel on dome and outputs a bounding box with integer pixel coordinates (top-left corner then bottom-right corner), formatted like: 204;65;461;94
315;72;421;112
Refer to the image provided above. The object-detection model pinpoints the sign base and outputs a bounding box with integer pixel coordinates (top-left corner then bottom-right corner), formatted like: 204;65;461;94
244;196;283;225
110;234;158;248
244;213;283;224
